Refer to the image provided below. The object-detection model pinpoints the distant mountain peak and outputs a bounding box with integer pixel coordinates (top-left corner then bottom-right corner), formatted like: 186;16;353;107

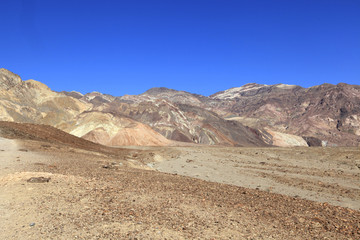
142;87;180;96
242;83;267;87
210;83;269;99
210;83;301;99
0;68;23;90
24;79;51;91
274;83;298;89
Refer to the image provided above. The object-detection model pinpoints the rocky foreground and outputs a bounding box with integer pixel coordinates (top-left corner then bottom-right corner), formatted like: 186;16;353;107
0;123;359;239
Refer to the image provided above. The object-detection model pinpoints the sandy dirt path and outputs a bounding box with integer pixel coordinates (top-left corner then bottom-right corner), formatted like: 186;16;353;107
0;137;20;177
0;138;56;239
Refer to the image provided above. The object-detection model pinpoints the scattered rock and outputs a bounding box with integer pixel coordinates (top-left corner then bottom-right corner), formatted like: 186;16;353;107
311;221;323;229
302;136;323;147
33;162;46;166
27;177;51;183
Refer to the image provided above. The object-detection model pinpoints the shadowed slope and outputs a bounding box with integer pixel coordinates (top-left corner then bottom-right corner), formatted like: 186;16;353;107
0;121;125;155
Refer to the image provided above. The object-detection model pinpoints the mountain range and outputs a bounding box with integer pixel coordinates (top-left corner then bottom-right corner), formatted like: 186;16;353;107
1;68;359;147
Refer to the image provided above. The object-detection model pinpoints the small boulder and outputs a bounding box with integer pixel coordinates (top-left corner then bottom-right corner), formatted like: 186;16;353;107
27;177;51;183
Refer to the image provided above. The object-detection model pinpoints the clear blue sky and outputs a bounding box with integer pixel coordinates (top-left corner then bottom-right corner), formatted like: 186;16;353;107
1;0;359;96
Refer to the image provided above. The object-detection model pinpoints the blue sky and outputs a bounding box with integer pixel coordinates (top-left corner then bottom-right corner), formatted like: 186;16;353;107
1;0;359;96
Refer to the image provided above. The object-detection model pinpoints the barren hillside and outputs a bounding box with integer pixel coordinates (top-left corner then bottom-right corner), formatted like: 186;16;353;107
1;68;360;147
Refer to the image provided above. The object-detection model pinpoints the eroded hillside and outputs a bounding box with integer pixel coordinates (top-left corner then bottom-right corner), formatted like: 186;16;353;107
1;68;360;146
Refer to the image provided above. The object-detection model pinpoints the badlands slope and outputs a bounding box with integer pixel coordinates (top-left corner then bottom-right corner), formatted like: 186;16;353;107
1;68;360;147
0;68;267;147
0;69;174;146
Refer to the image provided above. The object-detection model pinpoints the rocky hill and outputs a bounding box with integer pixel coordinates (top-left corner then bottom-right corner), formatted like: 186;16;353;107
0;69;172;146
0;69;267;147
209;83;360;146
1;68;359;146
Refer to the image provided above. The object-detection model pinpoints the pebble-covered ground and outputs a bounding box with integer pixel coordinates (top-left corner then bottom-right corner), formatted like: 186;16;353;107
0;138;359;239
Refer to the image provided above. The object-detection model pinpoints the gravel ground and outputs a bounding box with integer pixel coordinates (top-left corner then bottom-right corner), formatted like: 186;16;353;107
0;138;359;239
152;146;360;210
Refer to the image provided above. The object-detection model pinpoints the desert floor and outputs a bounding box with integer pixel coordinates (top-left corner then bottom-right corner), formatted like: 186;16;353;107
1;137;360;239
149;146;360;210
